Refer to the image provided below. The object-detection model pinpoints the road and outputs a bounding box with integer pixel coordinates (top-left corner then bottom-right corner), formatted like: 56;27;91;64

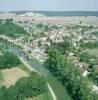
1;40;71;100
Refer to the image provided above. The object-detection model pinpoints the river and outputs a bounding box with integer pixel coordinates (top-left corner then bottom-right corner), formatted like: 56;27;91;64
1;39;72;100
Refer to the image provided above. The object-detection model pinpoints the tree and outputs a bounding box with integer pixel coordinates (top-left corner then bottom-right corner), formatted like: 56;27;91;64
44;47;61;76
0;72;48;100
0;52;21;69
44;46;97;100
80;52;91;63
0;20;27;37
79;21;82;24
0;86;8;100
53;36;72;54
81;41;98;49
15;72;48;98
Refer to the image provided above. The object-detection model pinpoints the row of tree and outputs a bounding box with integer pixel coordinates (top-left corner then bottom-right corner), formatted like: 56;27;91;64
0;72;48;100
44;47;98;100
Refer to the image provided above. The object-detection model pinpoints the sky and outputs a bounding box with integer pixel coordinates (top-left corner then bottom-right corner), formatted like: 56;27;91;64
0;0;98;11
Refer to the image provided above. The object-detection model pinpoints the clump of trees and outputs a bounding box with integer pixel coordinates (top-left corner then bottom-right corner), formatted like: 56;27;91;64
92;31;98;36
79;52;97;64
89;66;98;84
88;62;98;85
0;72;48;100
50;37;72;55
44;47;98;100
0;52;21;69
0;19;27;37
34;32;46;38
81;41;98;49
79;52;92;63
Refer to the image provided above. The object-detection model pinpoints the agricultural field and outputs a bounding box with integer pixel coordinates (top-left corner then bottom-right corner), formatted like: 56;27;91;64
0;67;29;87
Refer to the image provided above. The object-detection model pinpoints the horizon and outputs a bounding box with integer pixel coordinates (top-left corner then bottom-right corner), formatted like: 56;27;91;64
0;0;98;12
0;11;98;12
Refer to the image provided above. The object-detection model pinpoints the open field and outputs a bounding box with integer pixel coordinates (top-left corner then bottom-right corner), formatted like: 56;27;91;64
0;67;29;87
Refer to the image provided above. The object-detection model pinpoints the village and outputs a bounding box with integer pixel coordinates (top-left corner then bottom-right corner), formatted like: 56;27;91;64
0;14;98;72
0;12;98;98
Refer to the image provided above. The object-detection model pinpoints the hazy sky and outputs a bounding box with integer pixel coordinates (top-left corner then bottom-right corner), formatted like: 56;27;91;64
0;0;98;11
